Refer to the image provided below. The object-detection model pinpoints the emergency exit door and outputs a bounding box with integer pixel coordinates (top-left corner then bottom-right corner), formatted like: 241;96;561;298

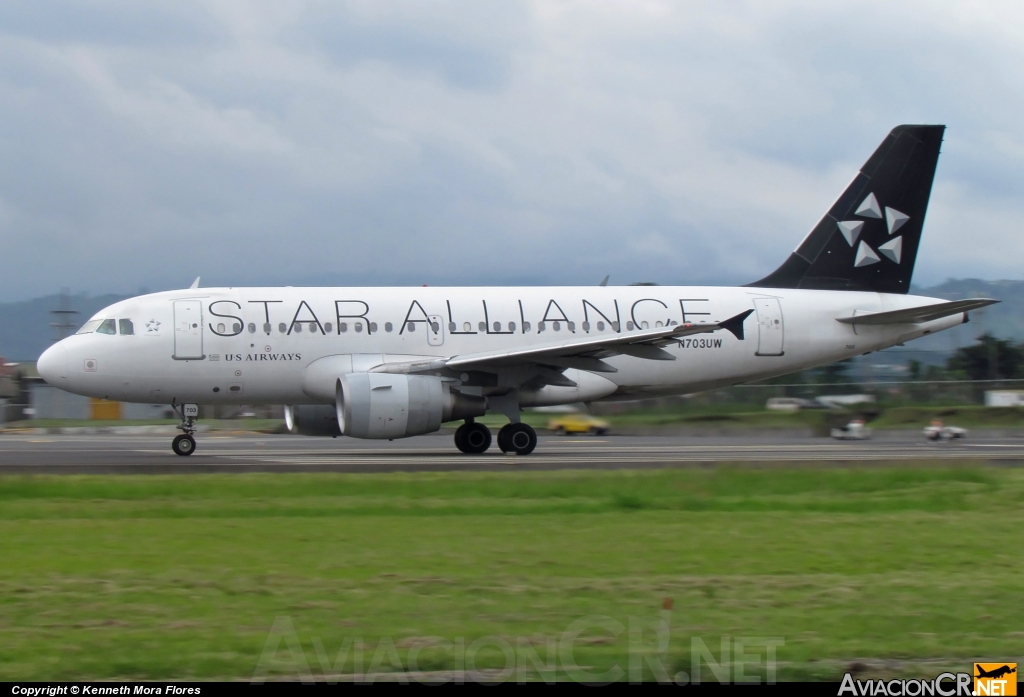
754;298;784;356
173;300;205;360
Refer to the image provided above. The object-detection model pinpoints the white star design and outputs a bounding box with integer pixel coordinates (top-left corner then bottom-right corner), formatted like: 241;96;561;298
146;319;161;332
845;192;909;267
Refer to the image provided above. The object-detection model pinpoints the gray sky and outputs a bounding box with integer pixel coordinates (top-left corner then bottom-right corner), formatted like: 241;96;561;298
1;1;1022;300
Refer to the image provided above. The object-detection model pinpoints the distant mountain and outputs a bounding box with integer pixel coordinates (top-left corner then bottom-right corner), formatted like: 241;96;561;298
900;279;1024;355
0;280;1019;362
0;293;127;361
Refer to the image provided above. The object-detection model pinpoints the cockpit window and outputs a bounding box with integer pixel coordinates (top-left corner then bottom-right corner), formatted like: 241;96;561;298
76;320;103;335
96;319;117;335
119;319;135;335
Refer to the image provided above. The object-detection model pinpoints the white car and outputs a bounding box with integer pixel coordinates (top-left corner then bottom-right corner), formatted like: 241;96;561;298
923;421;967;441
831;420;872;440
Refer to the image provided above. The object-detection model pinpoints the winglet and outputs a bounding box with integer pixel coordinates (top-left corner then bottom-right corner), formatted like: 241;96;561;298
190;277;200;289
720;309;754;340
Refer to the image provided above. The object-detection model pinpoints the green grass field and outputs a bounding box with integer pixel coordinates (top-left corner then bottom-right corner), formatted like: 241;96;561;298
0;465;1022;681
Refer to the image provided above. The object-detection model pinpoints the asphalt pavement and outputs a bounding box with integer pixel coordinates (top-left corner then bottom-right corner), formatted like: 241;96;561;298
1;430;1023;474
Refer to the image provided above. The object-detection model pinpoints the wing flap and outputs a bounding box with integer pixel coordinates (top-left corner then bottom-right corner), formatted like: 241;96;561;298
836;298;998;325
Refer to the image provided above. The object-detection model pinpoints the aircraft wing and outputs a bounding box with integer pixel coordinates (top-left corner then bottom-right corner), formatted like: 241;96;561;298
372;309;753;375
836;298;998;326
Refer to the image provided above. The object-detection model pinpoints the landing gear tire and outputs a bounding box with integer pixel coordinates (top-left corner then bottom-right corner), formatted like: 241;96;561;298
497;425;512;453
172;434;196;457
499;423;536;455
455;422;491;454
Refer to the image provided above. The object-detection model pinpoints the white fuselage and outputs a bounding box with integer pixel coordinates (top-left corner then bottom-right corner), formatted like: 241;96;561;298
38;285;960;408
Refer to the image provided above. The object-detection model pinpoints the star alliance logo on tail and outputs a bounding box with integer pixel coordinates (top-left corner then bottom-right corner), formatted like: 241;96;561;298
836;192;908;268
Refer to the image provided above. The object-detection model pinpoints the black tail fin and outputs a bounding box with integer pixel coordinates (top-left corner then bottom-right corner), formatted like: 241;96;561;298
748;124;945;294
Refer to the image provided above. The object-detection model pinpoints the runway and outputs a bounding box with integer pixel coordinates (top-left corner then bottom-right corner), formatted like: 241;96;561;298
2;430;1024;473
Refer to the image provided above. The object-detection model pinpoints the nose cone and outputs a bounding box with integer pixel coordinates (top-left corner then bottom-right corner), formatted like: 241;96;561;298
37;342;68;385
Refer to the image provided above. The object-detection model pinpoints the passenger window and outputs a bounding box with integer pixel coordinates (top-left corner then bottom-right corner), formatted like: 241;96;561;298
478;322;486;332
217;323;226;333
248;323;256;334
597;321;605;331
355;322;363;333
538;322;545;332
369;322;377;332
508;321;516;332
523;322;531;332
553;321;561;331
385;322;393;333
118;319;135;335
278;323;287;333
294;323;302;333
263;323;271;334
233;322;242;333
626;321;635;330
324;322;333;333
340;323;348;333
493;322;501;332
97;319;116;335
582;321;590;331
463;322;472;332
406;322;415;332
448;322;456;332
567;321;575;331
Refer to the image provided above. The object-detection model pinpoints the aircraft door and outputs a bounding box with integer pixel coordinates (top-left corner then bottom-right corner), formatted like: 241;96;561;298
173;300;205;360
753;298;784;356
428;314;444;347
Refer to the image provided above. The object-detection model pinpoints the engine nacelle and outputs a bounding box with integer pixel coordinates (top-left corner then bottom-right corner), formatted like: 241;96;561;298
284;404;341;437
336;373;486;439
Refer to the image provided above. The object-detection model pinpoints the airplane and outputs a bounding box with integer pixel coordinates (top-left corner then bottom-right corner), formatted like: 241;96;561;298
36;124;997;457
975;665;1016;679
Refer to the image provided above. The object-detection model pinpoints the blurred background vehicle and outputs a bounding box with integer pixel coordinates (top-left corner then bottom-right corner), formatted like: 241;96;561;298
547;413;610;435
831;419;871;440
924;419;967;441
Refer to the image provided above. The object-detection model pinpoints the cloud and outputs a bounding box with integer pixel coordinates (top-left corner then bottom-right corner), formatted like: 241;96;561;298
0;0;1023;299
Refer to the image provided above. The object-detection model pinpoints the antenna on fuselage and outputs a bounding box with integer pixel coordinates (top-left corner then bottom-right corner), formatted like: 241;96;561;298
598;275;610;286
190;277;200;289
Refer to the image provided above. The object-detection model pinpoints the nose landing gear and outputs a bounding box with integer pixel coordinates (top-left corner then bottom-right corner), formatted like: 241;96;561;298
170;401;199;457
172;433;196;456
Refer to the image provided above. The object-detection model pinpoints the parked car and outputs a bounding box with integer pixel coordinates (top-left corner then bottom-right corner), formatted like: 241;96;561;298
547;413;610;435
830;419;871;440
923;419;967;441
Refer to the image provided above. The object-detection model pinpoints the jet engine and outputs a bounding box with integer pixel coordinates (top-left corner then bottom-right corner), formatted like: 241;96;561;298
284;404;341;437
336;373;486;439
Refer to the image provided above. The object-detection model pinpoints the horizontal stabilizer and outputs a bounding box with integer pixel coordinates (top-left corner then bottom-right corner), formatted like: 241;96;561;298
836;298;998;326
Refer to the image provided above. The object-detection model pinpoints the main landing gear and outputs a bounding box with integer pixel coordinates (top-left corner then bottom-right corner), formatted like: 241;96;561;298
454;419;537;456
171;401;198;457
